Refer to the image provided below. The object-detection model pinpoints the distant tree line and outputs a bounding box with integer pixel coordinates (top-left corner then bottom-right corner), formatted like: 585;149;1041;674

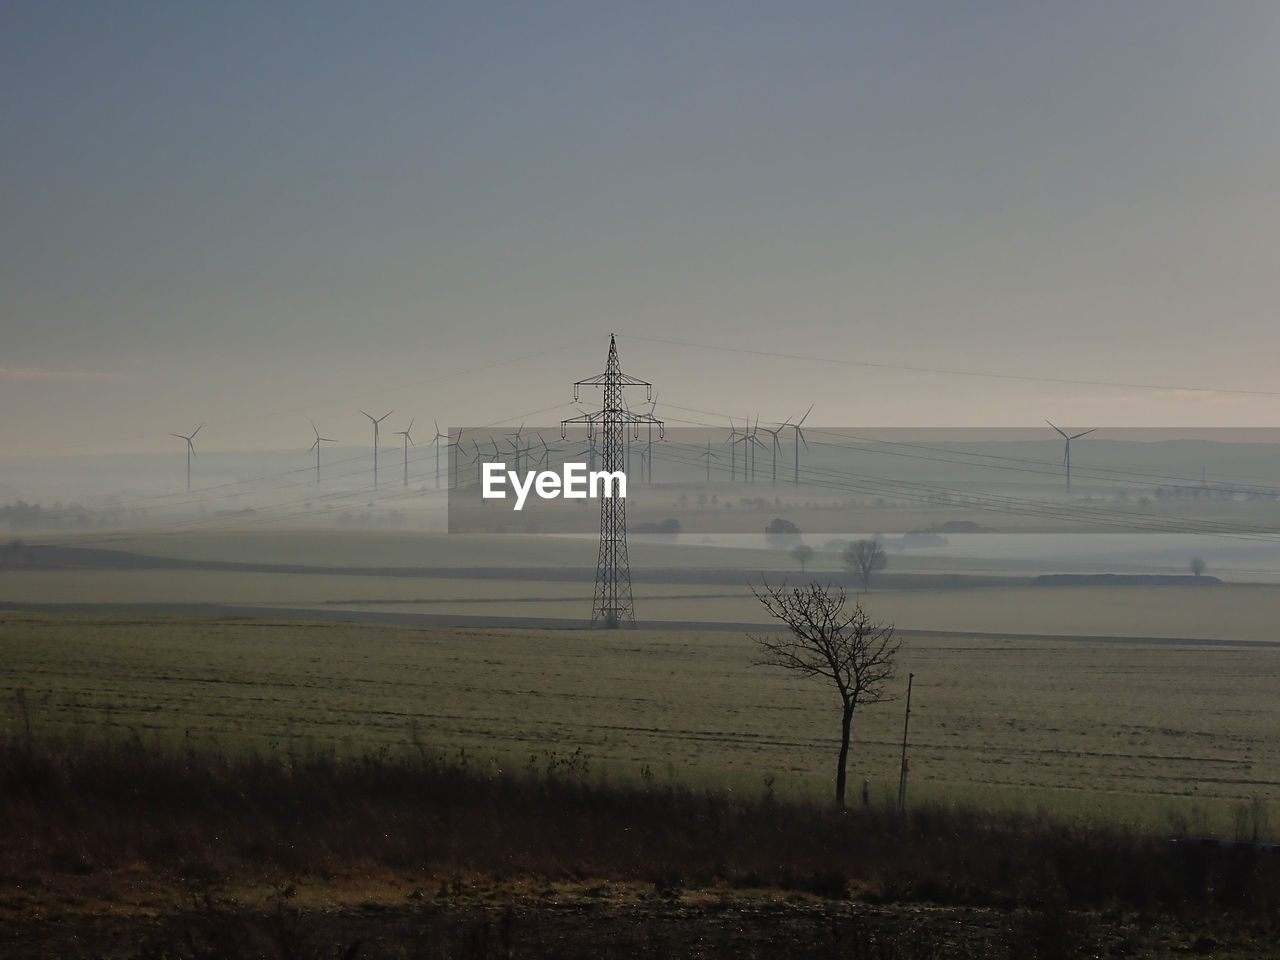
634;518;682;535
1;501;91;531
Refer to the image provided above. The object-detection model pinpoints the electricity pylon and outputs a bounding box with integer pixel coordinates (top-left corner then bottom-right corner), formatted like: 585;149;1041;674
561;334;663;627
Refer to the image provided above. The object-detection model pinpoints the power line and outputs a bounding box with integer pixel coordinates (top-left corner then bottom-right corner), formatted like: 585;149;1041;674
625;334;1280;399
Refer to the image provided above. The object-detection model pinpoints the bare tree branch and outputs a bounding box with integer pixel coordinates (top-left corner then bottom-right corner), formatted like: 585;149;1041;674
749;578;901;810
844;538;888;591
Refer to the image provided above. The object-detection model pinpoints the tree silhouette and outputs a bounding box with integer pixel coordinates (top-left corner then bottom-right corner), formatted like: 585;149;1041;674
791;543;815;573
765;517;802;549
750;579;900;810
844;538;888;591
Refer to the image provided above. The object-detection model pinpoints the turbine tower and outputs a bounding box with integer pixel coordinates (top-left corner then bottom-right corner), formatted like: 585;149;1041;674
762;422;785;486
507;425;534;477
361;409;393;490
430;420;449;488
449;428;466;489
561;334;662;628
171;424;202;492
696;439;720;481
535;433;554;471
1046;420;1095;493
730;416;761;483
468;439;487;486
395;418;415;488
745;415;768;483
643;391;660;484
788;403;813;486
725;418;742;482
309;421;336;484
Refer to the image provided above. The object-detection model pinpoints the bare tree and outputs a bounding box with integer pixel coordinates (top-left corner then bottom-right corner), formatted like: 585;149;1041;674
844;538;887;591
750;579;900;810
1190;556;1206;578
791;543;815;573
765;517;802;549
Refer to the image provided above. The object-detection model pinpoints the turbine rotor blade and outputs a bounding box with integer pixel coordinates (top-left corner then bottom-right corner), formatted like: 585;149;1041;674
1045;419;1069;440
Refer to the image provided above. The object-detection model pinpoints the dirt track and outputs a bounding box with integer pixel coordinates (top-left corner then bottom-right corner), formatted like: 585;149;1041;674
2;873;1260;959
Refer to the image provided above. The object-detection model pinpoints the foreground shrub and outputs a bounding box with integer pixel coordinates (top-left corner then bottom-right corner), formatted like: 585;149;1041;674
2;732;1278;930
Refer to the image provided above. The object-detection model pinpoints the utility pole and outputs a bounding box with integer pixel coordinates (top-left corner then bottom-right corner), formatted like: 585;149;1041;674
898;672;914;811
562;335;662;627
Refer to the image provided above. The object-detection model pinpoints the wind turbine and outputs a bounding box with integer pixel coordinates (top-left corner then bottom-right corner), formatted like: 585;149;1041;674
395;418;415;488
726;418;742;482
788;403;813;486
450;427;466;489
308;421;336;484
508;433;536;476
535;433;555;471
761;422;785;486
745;415;768;484
731;416;764;483
642;391;662;483
619;396;645;479
696;439;720;482
171;424;202;492
504;423;530;475
583;422;599;473
469;439;487;486
430;420;449;488
560;405;600;473
361;409;393;489
1046;420;1095;494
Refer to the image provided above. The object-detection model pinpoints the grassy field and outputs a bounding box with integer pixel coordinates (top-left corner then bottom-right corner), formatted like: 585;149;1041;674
5;562;1280;642
3;612;1276;838
4;525;1278;831
24;528;764;569
6;526;1280;956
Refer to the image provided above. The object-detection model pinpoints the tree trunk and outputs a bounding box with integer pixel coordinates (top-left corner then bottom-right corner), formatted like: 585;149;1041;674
835;702;855;811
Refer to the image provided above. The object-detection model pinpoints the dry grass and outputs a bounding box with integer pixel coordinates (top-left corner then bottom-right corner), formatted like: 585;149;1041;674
6;606;1280;957
4;730;1280;928
2;612;1278;838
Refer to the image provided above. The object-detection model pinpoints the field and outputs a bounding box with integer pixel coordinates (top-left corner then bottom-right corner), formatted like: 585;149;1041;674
4;527;1280;826
3;610;1278;836
5;526;1280;956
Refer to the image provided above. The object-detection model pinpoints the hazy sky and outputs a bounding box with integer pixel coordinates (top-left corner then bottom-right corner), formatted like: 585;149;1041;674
5;2;1280;457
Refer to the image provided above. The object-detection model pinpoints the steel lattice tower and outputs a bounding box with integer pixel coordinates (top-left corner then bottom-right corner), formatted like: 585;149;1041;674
562;335;662;627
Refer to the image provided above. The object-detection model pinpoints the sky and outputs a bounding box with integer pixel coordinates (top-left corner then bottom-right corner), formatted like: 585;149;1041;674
4;2;1280;459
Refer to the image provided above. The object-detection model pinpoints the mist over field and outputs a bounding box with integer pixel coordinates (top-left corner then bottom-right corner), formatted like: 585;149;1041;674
7;1;1280;953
